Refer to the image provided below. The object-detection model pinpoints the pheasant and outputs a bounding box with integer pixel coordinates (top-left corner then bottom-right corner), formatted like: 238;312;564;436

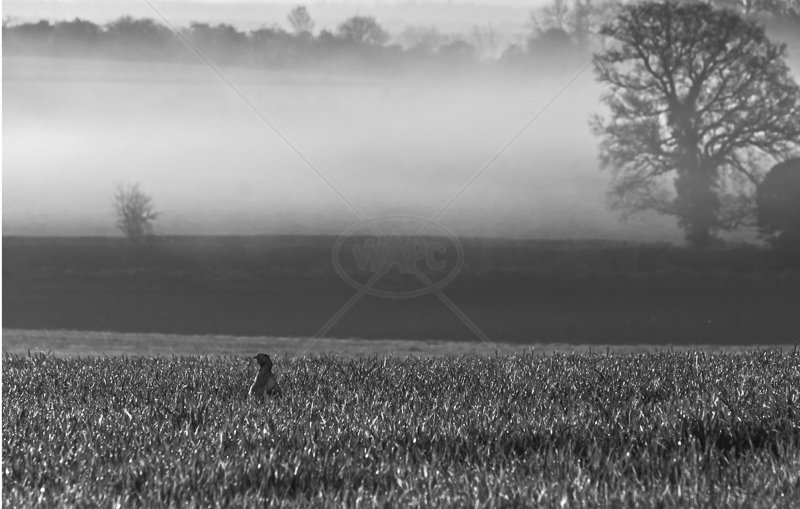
249;353;282;399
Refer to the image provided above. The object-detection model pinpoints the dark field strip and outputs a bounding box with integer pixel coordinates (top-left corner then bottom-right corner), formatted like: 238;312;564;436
5;278;800;344
5;236;800;344
3;351;800;507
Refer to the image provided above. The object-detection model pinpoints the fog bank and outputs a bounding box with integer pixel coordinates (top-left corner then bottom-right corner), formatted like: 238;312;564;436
3;56;690;241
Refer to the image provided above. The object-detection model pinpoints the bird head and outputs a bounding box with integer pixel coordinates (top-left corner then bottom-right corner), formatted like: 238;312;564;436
254;353;273;370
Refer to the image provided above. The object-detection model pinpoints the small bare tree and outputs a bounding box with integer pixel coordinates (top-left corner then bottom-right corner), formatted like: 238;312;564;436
114;183;158;243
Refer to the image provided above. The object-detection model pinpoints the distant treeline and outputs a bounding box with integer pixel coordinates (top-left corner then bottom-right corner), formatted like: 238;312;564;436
4;1;799;71
1;13;580;71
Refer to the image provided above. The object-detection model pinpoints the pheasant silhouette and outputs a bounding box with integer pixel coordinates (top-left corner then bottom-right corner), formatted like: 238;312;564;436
249;353;282;399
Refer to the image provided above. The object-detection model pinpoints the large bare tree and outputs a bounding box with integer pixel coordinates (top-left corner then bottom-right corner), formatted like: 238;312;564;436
592;1;800;246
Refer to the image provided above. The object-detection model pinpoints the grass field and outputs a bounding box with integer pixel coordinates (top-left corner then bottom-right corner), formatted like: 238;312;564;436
3;346;800;507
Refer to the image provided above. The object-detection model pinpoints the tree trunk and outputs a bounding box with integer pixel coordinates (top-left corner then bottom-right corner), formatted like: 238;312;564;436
671;104;718;247
675;164;718;247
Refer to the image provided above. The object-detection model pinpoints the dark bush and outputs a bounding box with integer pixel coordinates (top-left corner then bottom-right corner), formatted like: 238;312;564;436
758;158;800;248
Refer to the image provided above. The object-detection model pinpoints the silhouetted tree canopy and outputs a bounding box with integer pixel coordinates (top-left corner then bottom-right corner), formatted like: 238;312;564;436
530;0;617;52
287;6;315;37
105;17;178;59
337;16;389;46
185;22;248;63
250;25;298;66
53;18;102;52
527;28;576;63
757;158;800;248
398;26;448;58
592;1;800;247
